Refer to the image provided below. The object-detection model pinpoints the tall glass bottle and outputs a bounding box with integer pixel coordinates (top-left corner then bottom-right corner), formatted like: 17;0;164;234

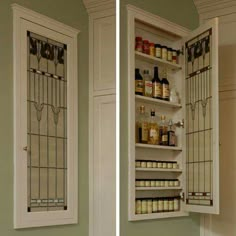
136;105;148;143
135;68;144;95
162;70;170;101
148;109;159;145
159;115;168;145
143;69;152;97
168;119;176;146
152;66;162;99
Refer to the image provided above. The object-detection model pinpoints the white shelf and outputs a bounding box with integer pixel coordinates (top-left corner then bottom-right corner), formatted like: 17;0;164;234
131;211;188;221
135;95;181;108
136;187;182;191
135;143;182;151
135;51;182;71
136;168;182;173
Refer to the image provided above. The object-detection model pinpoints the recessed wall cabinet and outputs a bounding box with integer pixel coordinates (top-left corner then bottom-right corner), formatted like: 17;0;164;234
13;4;79;228
127;5;219;221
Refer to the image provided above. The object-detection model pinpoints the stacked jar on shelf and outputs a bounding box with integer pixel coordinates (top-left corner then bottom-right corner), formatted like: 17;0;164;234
136;105;177;146
135;36;179;64
136;160;179;169
135;197;180;214
135;179;180;188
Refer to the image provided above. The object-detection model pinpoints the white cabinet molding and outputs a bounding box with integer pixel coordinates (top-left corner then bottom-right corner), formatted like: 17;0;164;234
193;0;236;22
83;0;115;13
13;4;79;228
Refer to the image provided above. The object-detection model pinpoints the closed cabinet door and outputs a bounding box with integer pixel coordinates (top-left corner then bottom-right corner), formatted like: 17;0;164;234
93;95;116;236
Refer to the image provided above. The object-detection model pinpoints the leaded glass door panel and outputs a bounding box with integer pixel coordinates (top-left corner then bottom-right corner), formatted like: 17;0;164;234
13;4;79;228
184;18;219;214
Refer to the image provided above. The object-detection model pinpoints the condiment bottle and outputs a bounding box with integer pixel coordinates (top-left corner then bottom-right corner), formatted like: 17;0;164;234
172;49;178;63
161;70;170;101
136;106;148;144
155;44;162;58
143;69;152;97
161;46;168;60
143;40;150;54
135;36;143;52
167;47;173;61
148;109;159;145
136;199;142;214
168;119;176;146
149;42;155;57
152;66;162;99
135;68;144;95
159;115;168;145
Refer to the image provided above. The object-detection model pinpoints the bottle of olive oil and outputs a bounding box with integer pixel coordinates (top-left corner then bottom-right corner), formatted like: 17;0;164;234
148;109;159;145
136;105;148;143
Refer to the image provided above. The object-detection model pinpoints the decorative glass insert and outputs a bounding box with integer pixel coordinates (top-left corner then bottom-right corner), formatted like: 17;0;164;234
185;29;213;206
27;31;67;212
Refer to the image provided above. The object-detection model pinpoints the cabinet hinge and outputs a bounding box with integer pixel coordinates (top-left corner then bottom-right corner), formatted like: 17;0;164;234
174;119;184;128
180;192;185;202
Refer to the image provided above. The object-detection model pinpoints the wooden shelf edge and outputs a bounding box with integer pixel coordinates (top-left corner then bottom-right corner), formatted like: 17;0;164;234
136;168;183;172
136;187;182;191
135;95;182;108
135;143;182;151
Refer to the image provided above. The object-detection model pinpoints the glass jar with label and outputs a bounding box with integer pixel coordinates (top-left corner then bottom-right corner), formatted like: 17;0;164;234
141;199;147;214
140;160;147;168
169;198;174;211
135;179;141;187
167;162;173;169
174;197;180;211
174;179;179;187
162;161;167;169
173;162;178;169
167;47;173;61
135;36;143;52
163;198;169;211
158;198;164;212
152;161;157;168
155;179;161;187
155;44;162;58
152;198;158;213
135;160;141;168
149;42;155;57
145;180;151;187
172;49;178;63
160;179;165;187
164;180;169;187
151;180;156;187
169;180;174;187
157;161;163;168
143;40;150;54
140;180;145;187
147;199;153;214
136;199;142;214
161;46;168;60
147;161;153;168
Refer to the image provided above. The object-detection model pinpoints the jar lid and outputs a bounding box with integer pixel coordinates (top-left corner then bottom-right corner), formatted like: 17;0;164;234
155;44;161;47
162;46;168;49
135;36;142;40
150;42;155;46
143;39;149;43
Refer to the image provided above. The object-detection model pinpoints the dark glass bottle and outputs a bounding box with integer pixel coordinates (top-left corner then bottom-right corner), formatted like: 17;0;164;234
152;66;162;99
162;70;170;101
135;68;144;95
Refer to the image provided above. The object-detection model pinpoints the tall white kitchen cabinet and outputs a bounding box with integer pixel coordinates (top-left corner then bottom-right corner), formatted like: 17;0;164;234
193;1;236;236
127;5;220;221
83;1;116;236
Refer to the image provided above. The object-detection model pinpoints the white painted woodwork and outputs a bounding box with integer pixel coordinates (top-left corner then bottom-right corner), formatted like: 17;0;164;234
86;2;116;236
93;95;116;236
12;4;79;228
127;5;219;221
93;15;116;92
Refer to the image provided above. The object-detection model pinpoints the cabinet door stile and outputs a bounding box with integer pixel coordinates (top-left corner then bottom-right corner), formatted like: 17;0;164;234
184;18;219;214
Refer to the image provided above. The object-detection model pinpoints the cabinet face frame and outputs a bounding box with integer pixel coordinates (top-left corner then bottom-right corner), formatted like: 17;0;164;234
127;5;219;221
13;4;79;228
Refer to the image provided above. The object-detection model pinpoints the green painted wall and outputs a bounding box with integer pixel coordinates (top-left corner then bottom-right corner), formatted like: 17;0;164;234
120;0;200;236
0;1;88;235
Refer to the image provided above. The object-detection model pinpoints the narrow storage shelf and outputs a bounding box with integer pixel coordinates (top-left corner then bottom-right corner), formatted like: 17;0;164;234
135;143;182;151
131;211;188;221
136;168;182;173
136;187;182;191
135;51;182;71
135;95;182;108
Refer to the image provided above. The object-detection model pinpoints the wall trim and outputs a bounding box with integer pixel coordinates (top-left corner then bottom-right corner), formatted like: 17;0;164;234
83;0;115;14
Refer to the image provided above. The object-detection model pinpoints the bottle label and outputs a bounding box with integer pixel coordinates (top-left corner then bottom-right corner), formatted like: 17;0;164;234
162;84;170;99
135;80;144;93
149;128;158;144
144;81;152;97
155;48;161;58
169;132;176;146
153;82;162;97
162;134;168;142
141;122;148;142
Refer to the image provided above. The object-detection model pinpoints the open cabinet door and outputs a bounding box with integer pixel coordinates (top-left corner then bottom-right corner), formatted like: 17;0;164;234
184;18;219;214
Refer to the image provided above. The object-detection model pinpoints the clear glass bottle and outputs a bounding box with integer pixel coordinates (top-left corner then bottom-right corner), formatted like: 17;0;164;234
143;69;152;97
152;66;162;99
159;115;168;145
148;109;159;145
168;119;176;146
136;106;148;144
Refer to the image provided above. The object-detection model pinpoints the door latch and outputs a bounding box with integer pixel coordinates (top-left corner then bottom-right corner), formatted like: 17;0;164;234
174;119;184;128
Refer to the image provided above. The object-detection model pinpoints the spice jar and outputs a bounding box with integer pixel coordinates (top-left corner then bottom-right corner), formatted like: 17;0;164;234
172;50;178;63
135;160;141;168
174;179;179;187
135;36;143;52
174;197;180;211
145;180;151;187
155;179;161;187
167;48;173;61
135;179;141;187
151;180;156;187
143;40;150;54
162;161;167;169
147;199;153;214
149;42;155;57
136;199;142;214
152;198;158;213
167;162;173;169
140;180;145;187
141;160;147;168
164;180;169;187
147;161;153;168
160;179;165;187
169;198;174;211
161;46;168;60
152;161;157;168
169;180;174;187
163;198;169;211
141;199;147;214
173;162;178;169
158;198;164;212
155;44;162;58
157;161;163;168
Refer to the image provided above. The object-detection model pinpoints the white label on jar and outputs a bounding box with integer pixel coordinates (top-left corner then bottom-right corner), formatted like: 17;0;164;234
174;180;179;186
169;180;174;187
167;162;173;169
173;163;178;169
147;200;152;214
157;162;163;168
141;200;147;214
160;180;165;187
135;161;141;168
147;162;152;168
155;48;161;58
136;200;142;214
135;180;140;187
152;161;157;168
164;181;169;187
141;161;147;168
164;200;169;211
145;180;151;187
158;200;163;211
151;180;155;187
162;162;167;168
140;180;145;187
162;48;167;60
155;180;161;187
153;200;158;212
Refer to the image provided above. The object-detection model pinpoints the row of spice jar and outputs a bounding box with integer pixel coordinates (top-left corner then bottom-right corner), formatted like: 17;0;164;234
136;197;180;214
135;36;179;64
136;160;179;169
136;179;180;188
